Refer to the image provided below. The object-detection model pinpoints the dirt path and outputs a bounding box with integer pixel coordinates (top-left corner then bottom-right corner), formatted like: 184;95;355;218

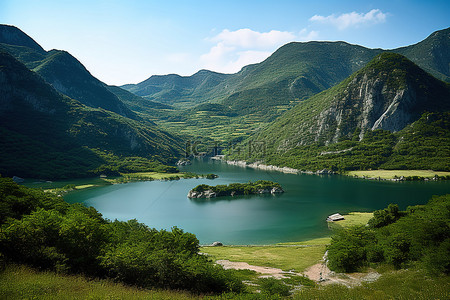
216;260;295;279
217;252;381;286
303;259;381;287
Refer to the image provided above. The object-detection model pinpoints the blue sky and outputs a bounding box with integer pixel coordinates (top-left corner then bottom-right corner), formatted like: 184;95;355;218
1;0;449;85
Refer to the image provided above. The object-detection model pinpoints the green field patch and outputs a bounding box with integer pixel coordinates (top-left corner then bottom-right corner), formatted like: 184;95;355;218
200;244;326;273
347;170;450;179
74;184;96;189
327;212;373;230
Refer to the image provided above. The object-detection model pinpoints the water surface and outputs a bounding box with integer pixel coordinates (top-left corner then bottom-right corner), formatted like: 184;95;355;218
65;159;450;244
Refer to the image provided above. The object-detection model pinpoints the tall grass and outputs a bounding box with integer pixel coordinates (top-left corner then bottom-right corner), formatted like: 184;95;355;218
0;264;199;299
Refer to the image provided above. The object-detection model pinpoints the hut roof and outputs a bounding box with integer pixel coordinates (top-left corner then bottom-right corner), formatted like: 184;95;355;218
327;213;345;222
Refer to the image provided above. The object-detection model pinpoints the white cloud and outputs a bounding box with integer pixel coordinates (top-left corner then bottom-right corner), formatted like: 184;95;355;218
211;28;296;48
310;9;387;30
201;28;314;73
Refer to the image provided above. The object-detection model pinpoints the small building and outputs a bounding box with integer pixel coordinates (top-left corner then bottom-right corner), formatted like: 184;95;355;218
327;213;345;222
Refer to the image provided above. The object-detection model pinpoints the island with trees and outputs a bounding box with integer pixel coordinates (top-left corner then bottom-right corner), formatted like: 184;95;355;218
187;180;284;198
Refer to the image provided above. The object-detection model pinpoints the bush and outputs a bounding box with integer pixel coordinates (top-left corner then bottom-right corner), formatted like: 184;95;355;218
0;177;244;294
328;195;450;274
327;226;375;272
258;277;290;297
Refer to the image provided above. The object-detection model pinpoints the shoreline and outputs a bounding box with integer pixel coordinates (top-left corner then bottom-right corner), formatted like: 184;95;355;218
224;159;334;175
220;158;450;182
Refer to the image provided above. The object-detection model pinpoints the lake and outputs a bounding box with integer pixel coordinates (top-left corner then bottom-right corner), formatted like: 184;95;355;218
65;159;450;245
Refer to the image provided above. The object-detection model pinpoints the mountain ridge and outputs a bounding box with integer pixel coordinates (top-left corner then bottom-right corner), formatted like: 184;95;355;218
123;27;449;112
0;25;136;119
0;50;182;179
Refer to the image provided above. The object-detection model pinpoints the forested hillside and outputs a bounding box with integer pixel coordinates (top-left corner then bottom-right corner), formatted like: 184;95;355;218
0;51;181;179
227;53;450;172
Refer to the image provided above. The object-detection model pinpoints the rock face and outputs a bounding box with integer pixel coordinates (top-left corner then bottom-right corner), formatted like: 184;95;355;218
271;187;284;193
187;189;217;198
255;53;450;150
176;159;191;166
306;53;450;144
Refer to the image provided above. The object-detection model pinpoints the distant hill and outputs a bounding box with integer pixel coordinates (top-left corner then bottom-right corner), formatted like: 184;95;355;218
106;85;173;118
122;70;231;108
228;53;450;171
0;51;181;179
0;25;136;119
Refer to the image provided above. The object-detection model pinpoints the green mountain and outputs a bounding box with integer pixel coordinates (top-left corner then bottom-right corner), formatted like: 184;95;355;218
122;69;231;108
228;53;450;171
123;28;449;141
125;29;449;109
0;51;181;179
106;85;173;119
0;24;136;119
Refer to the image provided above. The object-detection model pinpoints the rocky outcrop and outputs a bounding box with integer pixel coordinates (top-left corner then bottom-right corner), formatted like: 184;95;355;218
188;189;217;198
176;159;191;166
226;160;299;174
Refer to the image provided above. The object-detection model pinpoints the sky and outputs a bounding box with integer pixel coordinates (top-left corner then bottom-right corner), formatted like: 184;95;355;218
1;0;449;86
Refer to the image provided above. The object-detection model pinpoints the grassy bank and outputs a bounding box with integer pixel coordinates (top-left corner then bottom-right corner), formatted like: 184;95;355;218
201;213;372;273
201;239;328;273
327;212;373;230
0;264;199;300
294;269;450;299
105;171;217;184
346;169;450;180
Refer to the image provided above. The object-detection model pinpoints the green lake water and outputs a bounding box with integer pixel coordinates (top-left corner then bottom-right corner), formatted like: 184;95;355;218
64;159;450;245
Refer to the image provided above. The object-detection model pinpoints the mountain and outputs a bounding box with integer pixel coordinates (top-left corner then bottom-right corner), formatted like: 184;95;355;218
228;53;450;171
123;28;450;141
106;85;173;118
122;70;231;108
123;28;449;113
0;24;136;119
0;51;181;179
124;42;382;114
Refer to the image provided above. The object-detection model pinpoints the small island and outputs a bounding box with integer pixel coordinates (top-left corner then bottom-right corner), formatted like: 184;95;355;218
188;180;284;199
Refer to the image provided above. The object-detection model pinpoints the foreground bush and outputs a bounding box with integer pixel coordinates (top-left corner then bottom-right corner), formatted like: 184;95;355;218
327;194;450;274
0;176;243;294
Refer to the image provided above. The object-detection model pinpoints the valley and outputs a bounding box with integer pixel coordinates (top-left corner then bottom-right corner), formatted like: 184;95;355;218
0;21;449;299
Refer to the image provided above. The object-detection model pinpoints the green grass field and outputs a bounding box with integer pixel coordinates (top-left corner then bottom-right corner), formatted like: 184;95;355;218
201;243;327;273
120;171;184;180
327;212;373;230
346;170;450;179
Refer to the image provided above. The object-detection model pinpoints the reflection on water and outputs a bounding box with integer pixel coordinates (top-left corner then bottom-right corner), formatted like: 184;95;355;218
65;159;450;245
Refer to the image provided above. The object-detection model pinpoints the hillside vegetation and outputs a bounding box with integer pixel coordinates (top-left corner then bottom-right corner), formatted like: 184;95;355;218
327;195;450;275
227;53;450;172
0;176;244;294
0;51;181;179
124;28;450;141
